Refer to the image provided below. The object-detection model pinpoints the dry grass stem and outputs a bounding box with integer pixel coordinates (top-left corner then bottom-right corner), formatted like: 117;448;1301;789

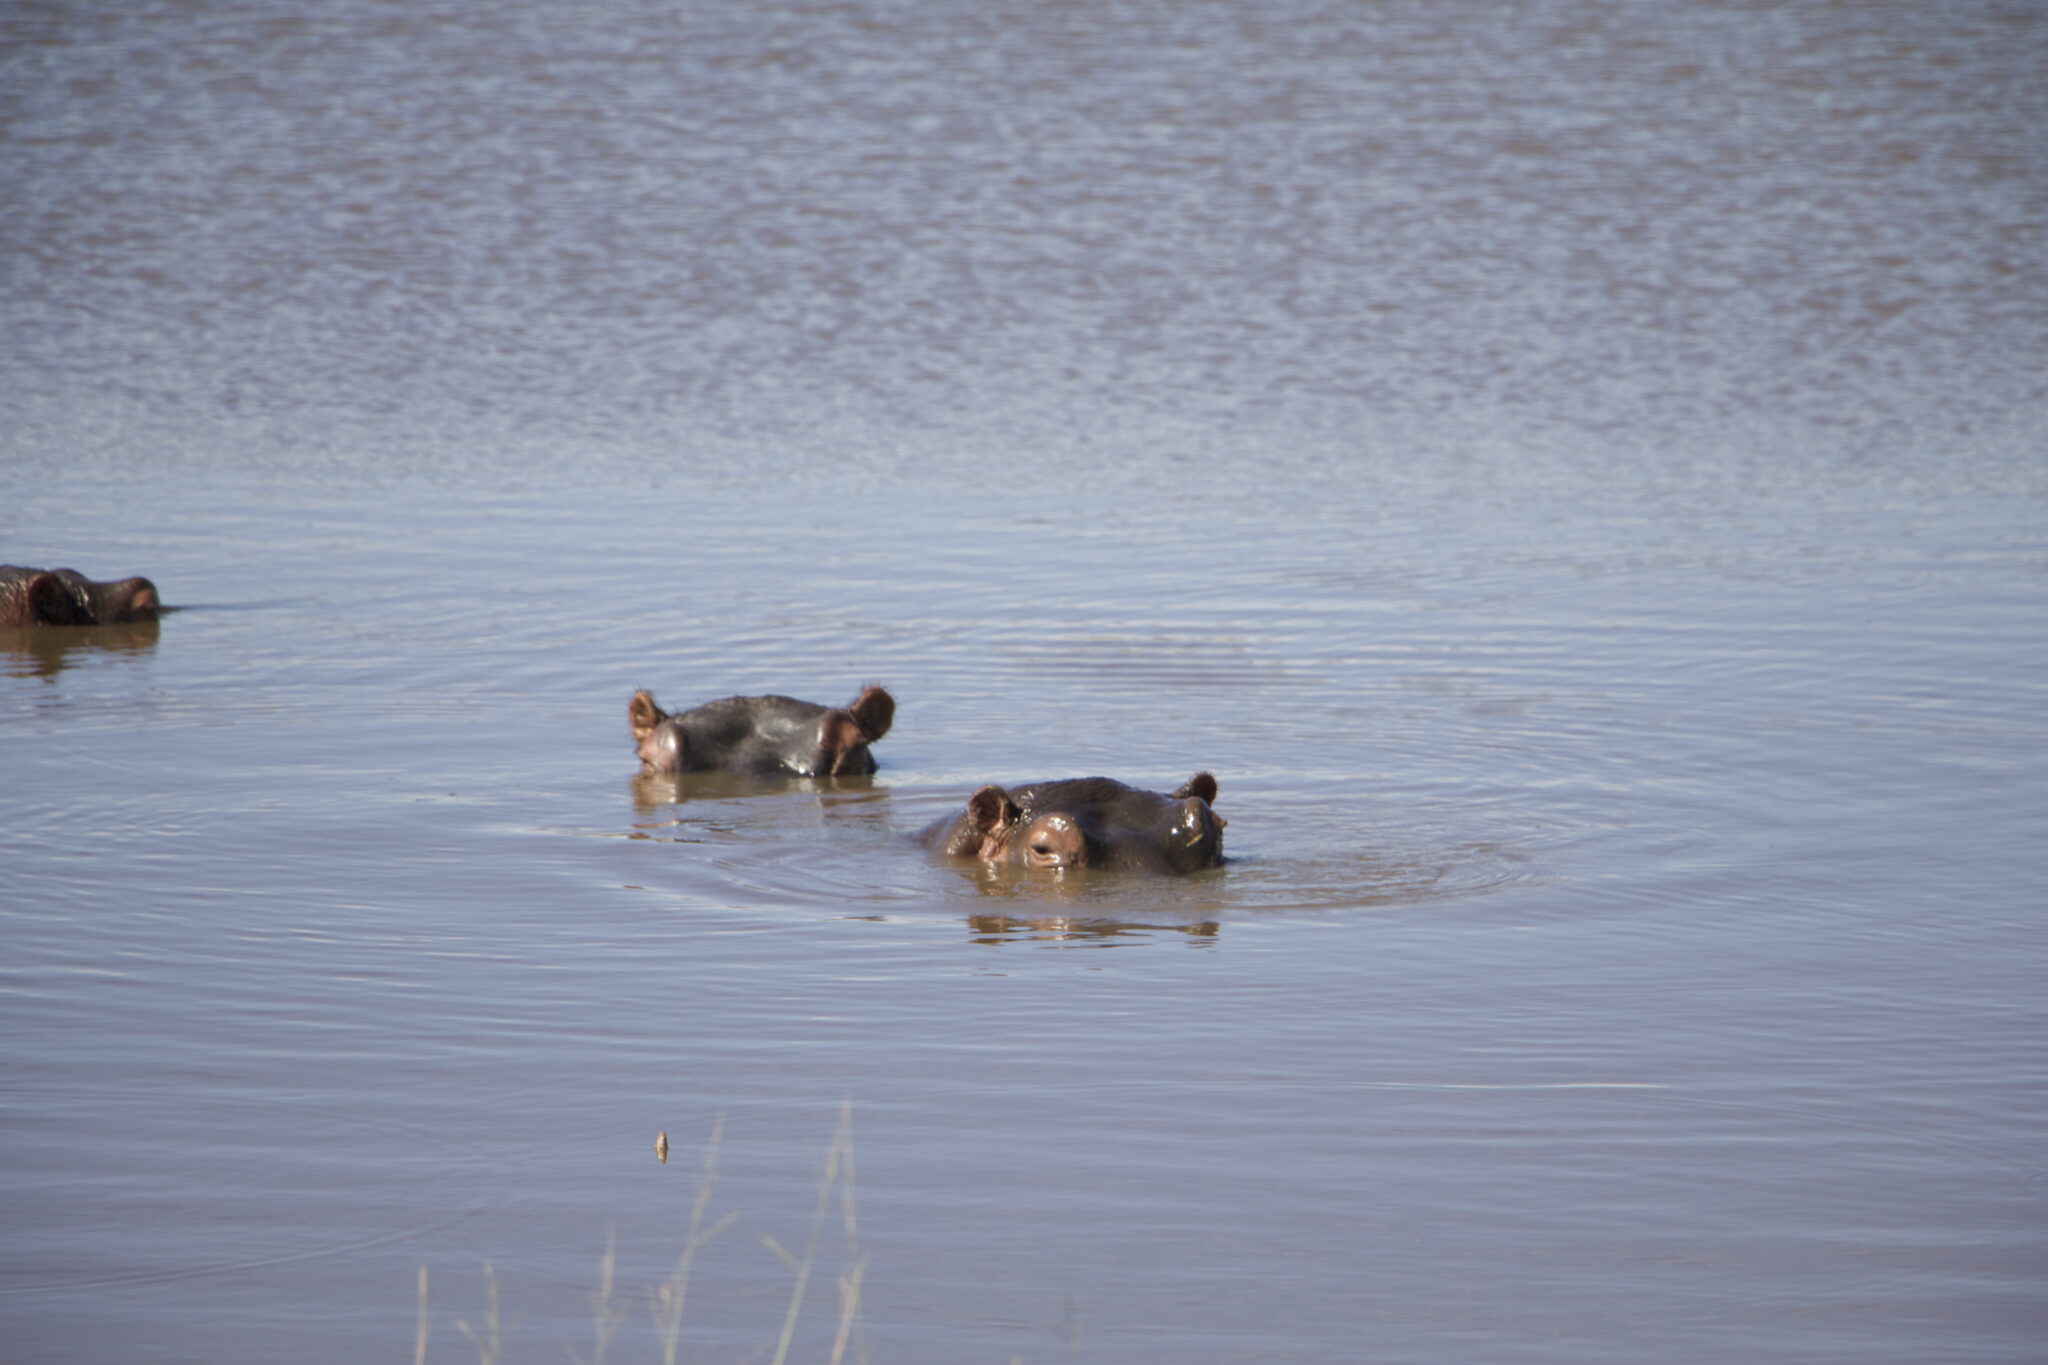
454;1261;502;1365
768;1101;858;1365
829;1252;869;1365
651;1115;735;1365
579;1225;624;1365
408;1110;869;1364
414;1265;430;1365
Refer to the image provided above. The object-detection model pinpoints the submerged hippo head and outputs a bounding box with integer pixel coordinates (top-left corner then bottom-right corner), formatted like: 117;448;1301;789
627;685;895;778
0;566;161;627
922;772;1226;875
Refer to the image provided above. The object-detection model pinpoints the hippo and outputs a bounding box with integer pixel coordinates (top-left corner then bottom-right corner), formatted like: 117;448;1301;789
920;772;1227;874
628;685;895;777
0;566;161;627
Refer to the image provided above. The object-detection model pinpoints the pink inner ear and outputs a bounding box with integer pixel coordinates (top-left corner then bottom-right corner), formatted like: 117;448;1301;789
119;582;160;619
628;691;665;739
966;785;1012;833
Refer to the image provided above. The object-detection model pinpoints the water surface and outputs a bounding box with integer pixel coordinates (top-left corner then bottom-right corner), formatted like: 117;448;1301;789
3;2;2044;1361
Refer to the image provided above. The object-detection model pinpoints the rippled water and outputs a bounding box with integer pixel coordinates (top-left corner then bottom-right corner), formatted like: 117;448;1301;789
3;1;2045;1362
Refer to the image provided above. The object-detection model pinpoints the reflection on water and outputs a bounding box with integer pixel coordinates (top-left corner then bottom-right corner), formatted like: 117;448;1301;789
928;850;1230;903
628;768;883;812
965;914;1221;946
0;620;160;680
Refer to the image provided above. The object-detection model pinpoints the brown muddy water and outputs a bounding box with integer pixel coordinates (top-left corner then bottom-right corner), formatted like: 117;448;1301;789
3;2;2045;1361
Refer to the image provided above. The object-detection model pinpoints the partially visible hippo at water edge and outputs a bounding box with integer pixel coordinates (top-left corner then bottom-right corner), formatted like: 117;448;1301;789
920;772;1227;875
628;686;895;777
0;566;161;627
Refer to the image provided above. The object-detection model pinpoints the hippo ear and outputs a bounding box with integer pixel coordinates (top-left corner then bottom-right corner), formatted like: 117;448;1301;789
28;572;91;625
846;684;894;741
627;690;667;740
1173;772;1219;806
109;577;160;621
965;785;1017;834
938;786;1016;858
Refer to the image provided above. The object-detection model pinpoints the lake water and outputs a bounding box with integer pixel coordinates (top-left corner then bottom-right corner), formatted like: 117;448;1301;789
3;1;2044;1361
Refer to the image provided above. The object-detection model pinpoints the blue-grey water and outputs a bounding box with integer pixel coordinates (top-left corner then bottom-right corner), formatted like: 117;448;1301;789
3;2;2044;1362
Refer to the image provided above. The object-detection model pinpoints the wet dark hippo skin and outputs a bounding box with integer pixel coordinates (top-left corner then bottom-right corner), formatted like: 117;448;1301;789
627;685;895;777
920;772;1226;875
0;566;161;627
